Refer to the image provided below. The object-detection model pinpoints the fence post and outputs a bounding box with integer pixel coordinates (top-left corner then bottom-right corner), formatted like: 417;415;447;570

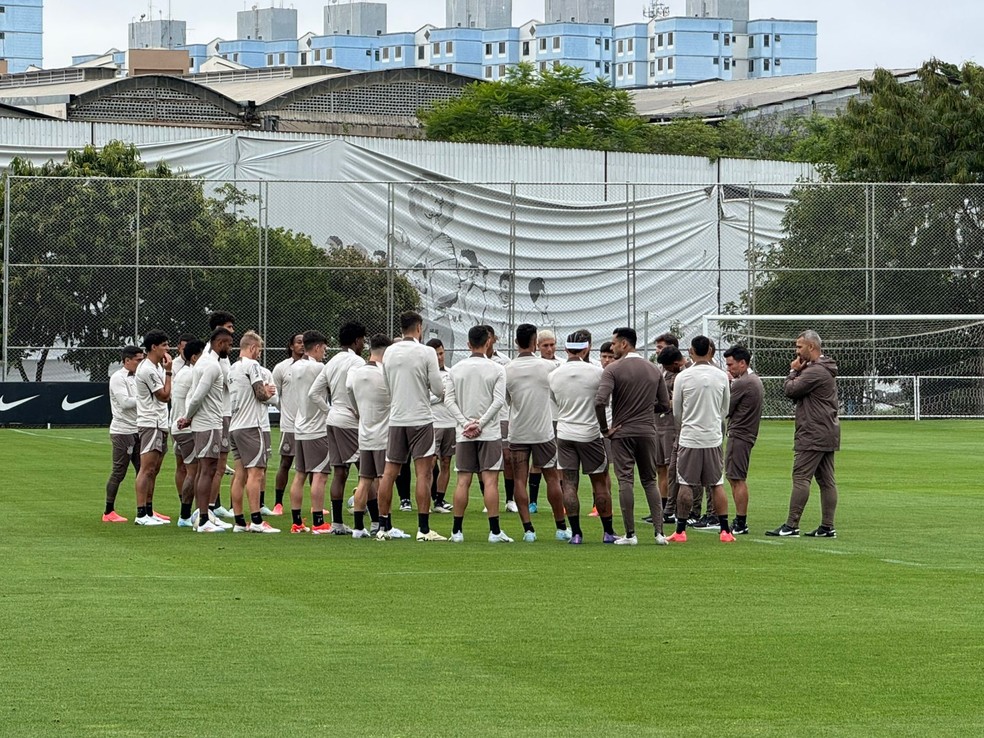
134;178;141;343
914;376;921;421
259;180;268;343
509;182;517;356
386;182;395;337
625;182;633;326
2;175;10;381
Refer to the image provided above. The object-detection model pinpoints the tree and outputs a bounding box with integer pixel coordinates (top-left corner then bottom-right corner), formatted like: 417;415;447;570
1;144;420;380
420;63;654;152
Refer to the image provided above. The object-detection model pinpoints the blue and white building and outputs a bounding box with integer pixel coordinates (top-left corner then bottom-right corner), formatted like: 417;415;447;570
0;0;43;73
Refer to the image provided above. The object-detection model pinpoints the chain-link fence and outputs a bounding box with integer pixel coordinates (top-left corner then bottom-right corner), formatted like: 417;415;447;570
2;177;983;415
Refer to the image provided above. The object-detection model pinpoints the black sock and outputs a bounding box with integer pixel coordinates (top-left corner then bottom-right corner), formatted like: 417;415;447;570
436;492;446;506
418;513;429;534
528;473;541;503
736;515;747;528
354;511;365;530
505;478;514;502
431;462;439;500
489;516;501;535
625;529;635;538
250;512;262;525
676;519;687;534
601;515;615;535
275;487;285;506
555;519;567;531
214;494;222;508
137;505;146;519
367;499;380;523
104;501;114;515
259;491;265;507
661;498;668;513
453;516;464;534
331;499;343;525
209;503;217;512
292;508;303;526
569;515;582;537
523;521;535;533
380;514;392;531
312;510;325;526
180;502;192;520
718;515;730;533
235;514;246;527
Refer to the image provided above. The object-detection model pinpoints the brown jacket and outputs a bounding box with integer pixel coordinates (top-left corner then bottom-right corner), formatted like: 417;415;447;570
784;355;840;452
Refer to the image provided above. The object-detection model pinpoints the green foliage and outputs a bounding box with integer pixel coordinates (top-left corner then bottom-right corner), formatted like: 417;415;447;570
1;142;419;380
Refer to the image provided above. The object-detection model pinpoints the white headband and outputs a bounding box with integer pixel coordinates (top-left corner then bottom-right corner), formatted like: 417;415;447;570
565;341;589;351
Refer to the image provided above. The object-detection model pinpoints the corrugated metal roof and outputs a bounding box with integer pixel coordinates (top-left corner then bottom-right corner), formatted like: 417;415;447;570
631;69;919;120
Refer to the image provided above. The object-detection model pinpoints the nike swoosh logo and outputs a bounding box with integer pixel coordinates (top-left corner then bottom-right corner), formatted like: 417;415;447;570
62;395;103;411
0;395;40;412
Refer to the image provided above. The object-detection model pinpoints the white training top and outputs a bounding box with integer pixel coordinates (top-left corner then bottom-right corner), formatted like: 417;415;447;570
293;356;329;441
346;362;390;451
540;355;562;420
445;354;506;442
171;353;186;377
318;348;365;430
271;357;298;433
134;358;169;429
431;367;457;429
672;362;731;449
549;359;604;443
505;354;559;444
491;351;511;423
185;352;228;432
381;338;444;427
259;366;277;431
170;365;194;437
230;357;271;432
109;367;138;435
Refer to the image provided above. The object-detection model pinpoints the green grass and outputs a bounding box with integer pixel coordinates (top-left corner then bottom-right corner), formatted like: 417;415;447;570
1;421;982;737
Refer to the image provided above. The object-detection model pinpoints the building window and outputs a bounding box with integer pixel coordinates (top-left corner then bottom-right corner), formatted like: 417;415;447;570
300;51;307;64
775;58;782;67
540;61;547;71
485;43;492;56
382;47;389;60
446;41;453;54
764;34;771;47
553;36;561;50
604;62;610;73
724;33;730;46
712;57;719;65
485;66;492;78
748;36;754;49
266;54;273;65
554;60;560;69
522;41;530;55
279;53;286;65
539;38;547;51
326;49;333;62
604;39;610;51
649;61;655;76
627;62;634;75
657;33;663;47
657;58;663;72
616;63;623;77
395;46;402;60
667;32;674;46
418;45;425;60
667;56;673;70
433;42;440;55
617;39;623;54
315;49;321;61
498;41;506;54
724;58;730;70
713;32;719;40
749;59;755;73
775;34;781;42
649;38;655;53
764;59;771;71
627;38;634;53
499;64;506;75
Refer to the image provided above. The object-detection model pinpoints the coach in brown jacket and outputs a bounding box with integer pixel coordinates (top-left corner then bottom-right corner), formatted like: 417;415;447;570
767;329;840;538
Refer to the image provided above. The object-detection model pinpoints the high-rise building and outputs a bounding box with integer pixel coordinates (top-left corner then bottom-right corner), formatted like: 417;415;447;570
325;1;387;36
0;0;44;73
128;18;187;50
544;0;614;25
685;0;749;33
446;0;512;29
237;6;298;42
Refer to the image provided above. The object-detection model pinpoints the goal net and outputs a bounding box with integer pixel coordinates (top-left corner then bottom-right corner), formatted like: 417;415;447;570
700;314;984;419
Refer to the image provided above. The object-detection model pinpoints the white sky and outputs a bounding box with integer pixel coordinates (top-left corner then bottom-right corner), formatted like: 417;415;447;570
43;0;981;72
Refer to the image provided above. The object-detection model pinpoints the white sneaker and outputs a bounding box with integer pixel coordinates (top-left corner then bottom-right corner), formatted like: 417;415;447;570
209;512;233;530
224;465;235;476
376;527;411;540
352;528;371;539
505;500;519;513
233;524;250;533
416;529;448;542
152;513;171;525
489;531;514;543
248;521;280;534
177;517;194;528
134;515;165;527
259;505;275;516
197;520;225;533
522;530;537;543
655;534;668;546
555;528;572;541
369;523;381;537
450;531;464;543
614;534;638;546
212;505;234;519
330;523;353;536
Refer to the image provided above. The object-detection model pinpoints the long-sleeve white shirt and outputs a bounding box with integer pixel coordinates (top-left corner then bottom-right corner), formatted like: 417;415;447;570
271;357;298;433
170;366;195;437
347;362;390;451
505;354;558;444
672;362;731;449
185;352;228;432
317;349;365;430
431;367;457;429
549;359;604;443
444;355;506;442
109;367;138;434
293;356;329;441
381;338;444;427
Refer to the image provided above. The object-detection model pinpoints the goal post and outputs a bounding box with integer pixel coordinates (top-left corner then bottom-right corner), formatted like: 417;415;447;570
700;314;984;420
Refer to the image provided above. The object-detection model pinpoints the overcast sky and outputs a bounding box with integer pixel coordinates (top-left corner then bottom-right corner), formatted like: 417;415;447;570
44;0;981;72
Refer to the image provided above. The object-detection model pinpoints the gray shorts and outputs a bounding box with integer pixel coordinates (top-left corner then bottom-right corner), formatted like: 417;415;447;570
455;440;504;473
677;446;725;488
138;427;168;456
655;425;675;466
220;416;231;453
386;424;436;464
295;436;331;475
609;435;658;485
557;437;608;475
359;449;387;479
279;431;296;458
230;427;271;469
435;427;456;459
725;437;754;481
509;439;558;469
193;428;224;460
173;433;197;465
111;433;140;466
327;425;360;467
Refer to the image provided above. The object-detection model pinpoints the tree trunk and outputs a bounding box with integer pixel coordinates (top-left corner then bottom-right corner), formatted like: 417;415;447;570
34;348;48;382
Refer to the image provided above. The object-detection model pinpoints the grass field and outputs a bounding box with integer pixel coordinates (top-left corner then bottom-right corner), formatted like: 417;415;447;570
1;420;982;737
